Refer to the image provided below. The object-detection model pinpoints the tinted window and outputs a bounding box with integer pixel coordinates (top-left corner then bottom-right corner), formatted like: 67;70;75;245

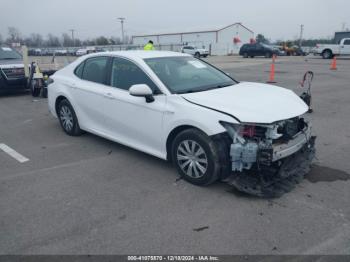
0;47;22;60
74;62;84;78
243;44;251;50
344;40;350;45
82;57;109;84
110;57;160;93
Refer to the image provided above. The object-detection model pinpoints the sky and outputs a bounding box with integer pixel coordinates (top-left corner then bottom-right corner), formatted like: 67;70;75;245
0;0;349;41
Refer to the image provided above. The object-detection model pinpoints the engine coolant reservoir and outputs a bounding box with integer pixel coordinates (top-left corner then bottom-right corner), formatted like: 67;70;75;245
242;142;258;163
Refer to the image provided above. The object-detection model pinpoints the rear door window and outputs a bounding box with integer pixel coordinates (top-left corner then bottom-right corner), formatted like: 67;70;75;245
81;56;109;84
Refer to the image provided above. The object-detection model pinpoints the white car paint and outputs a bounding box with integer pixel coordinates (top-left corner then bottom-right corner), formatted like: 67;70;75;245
48;51;308;161
182;82;308;124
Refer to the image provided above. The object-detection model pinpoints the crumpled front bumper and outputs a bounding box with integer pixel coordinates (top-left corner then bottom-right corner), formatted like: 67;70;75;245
228;135;316;198
272;124;312;162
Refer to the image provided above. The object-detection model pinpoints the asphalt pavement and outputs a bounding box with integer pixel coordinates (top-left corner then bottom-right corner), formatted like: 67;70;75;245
0;55;349;254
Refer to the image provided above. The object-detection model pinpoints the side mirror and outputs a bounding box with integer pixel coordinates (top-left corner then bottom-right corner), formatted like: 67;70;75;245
129;84;154;103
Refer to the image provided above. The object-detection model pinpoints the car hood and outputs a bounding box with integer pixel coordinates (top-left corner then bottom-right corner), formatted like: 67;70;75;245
0;59;23;67
181;82;308;124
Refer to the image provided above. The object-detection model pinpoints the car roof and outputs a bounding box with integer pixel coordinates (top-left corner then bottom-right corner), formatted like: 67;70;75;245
88;50;191;60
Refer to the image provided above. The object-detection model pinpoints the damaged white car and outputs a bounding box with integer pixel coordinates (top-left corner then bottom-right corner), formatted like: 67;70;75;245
48;51;316;197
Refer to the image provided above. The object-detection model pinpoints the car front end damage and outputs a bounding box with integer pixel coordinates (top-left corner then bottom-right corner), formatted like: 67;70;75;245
220;116;316;197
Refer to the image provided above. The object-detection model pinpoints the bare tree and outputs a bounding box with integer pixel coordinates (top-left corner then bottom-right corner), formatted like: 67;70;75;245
30;33;44;47
46;33;61;47
7;27;21;43
62;33;73;47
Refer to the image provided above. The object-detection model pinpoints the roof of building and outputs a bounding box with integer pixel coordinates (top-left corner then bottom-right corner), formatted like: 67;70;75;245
132;23;254;38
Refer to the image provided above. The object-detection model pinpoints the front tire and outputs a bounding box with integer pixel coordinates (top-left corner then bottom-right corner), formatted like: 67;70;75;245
57;99;83;136
171;129;221;186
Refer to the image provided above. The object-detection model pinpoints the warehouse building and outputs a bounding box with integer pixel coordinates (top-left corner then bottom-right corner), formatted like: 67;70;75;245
132;23;254;55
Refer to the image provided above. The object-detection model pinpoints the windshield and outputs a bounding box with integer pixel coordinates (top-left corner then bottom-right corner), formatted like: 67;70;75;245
144;56;236;94
0;47;22;60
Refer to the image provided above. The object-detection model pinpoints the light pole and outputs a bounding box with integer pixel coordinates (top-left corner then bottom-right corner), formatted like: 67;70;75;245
69;29;75;47
117;17;125;44
299;24;304;48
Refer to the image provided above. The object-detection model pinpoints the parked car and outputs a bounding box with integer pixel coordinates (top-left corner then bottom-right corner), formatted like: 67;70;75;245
239;43;279;58
181;45;209;58
48;51;316;196
0;46;28;93
76;48;88;56
55;49;68;56
314;38;350;59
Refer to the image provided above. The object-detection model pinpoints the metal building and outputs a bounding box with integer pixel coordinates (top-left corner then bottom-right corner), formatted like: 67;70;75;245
132;23;254;55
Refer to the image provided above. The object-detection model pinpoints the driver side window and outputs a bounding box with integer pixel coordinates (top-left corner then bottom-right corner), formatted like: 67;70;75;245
110;57;160;94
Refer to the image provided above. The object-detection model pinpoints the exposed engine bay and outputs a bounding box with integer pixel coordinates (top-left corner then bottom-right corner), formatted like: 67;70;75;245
220;117;316;197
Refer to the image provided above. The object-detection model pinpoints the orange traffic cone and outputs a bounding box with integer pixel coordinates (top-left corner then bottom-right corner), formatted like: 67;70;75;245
330;56;337;70
267;55;277;83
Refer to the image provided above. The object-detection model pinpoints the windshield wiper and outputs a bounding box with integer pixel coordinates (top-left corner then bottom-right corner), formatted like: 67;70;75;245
203;83;232;91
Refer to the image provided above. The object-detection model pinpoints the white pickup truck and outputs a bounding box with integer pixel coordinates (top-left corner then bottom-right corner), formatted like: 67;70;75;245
315;38;350;59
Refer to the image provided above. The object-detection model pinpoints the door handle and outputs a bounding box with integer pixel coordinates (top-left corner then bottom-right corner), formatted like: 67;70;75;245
103;92;115;99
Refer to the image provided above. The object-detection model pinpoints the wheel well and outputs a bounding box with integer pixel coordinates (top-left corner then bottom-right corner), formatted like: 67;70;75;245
165;125;199;162
55;95;67;115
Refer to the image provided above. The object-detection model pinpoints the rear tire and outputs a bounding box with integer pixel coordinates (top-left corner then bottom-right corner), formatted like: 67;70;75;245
322;50;333;59
171;129;221;186
194;52;200;58
30;80;40;97
243;52;248;58
57;99;83;136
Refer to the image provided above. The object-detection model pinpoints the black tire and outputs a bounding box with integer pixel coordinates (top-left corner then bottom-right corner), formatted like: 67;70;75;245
57;99;83;136
322;49;332;59
30;80;40;97
243;52;248;58
171;128;221;186
42;87;48;98
194;52;200;58
250;56;255;58
203;54;208;58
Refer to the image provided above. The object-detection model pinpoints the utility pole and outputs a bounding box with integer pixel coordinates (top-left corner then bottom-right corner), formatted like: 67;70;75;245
69;29;75;47
299;24;304;47
117;17;125;44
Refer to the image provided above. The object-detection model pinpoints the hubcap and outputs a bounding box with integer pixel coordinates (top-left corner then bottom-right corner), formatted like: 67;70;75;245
60;105;74;131
177;140;208;178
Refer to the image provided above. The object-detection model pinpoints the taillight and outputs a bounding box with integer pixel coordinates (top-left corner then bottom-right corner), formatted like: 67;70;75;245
239;125;256;138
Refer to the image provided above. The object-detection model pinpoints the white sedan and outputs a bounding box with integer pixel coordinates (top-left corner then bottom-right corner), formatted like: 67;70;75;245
48;51;316;197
